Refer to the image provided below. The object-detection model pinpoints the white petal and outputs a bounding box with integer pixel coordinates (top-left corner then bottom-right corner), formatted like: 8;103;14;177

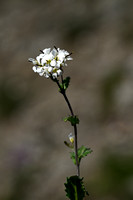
41;57;47;65
66;57;73;60
51;48;58;57
56;61;61;68
58;52;65;62
45;74;50;78
52;73;57;79
36;54;43;65
28;58;37;65
51;59;56;66
57;69;62;75
36;67;42;73
39;72;45;76
48;66;53;72
49;52;54;60
68;133;74;143
32;66;37;72
43;48;51;54
44;54;53;61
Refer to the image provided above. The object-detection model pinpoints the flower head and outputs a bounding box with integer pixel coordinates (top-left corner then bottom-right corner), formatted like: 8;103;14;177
28;47;72;79
68;133;74;144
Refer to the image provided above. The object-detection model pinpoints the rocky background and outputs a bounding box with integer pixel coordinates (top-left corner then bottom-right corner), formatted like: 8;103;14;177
0;0;133;199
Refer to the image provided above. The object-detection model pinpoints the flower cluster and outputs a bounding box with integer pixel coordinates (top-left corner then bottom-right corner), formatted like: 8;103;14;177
28;47;72;79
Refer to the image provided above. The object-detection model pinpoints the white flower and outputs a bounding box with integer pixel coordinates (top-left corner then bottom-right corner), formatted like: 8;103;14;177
36;54;44;65
28;58;38;65
43;48;51;54
28;47;72;79
68;133;74;144
52;73;58;79
57;69;62;76
48;66;53;73
50;59;56;67
32;66;37;72
51;48;58;57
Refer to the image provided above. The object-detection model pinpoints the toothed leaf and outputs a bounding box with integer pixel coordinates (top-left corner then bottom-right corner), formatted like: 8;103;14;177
64;116;79;126
70;146;93;165
64;176;88;200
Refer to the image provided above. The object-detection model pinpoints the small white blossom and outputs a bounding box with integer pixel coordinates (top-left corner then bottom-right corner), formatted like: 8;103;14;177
43;48;51;54
68;133;74;144
51;59;56;67
57;69;62;76
48;66;53;73
28;58;38;65
28;47;72;79
32;66;37;72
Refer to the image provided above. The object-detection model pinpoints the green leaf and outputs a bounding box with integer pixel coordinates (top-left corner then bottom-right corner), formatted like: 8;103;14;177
63;76;71;90
78;145;93;163
70;146;93;165
70;152;77;165
64;176;89;200
64;116;80;126
59;76;71;92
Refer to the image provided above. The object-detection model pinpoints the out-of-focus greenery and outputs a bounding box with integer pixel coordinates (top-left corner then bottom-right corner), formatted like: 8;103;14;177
0;79;27;119
4;167;36;200
100;67;125;120
88;153;133;200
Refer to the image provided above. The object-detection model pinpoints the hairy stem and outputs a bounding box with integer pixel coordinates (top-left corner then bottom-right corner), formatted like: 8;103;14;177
55;78;80;177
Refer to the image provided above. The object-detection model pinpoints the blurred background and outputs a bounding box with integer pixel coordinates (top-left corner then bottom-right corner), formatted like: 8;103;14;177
0;0;133;199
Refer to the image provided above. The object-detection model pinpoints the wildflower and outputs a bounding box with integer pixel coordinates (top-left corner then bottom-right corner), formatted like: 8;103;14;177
68;133;74;144
28;47;72;79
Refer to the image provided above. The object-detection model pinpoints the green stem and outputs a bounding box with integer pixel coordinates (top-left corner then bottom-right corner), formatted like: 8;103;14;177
55;78;80;177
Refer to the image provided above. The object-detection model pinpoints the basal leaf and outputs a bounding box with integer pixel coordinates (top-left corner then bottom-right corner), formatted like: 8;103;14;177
64;176;88;200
